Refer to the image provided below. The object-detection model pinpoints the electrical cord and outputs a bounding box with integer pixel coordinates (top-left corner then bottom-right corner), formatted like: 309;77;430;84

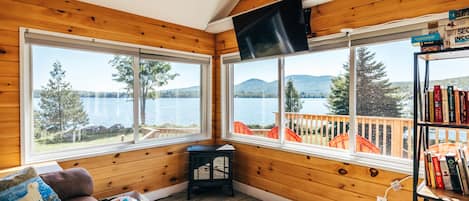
383;175;412;199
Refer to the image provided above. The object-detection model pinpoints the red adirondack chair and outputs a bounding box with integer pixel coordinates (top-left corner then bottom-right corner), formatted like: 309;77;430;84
266;126;302;142
233;121;253;135
329;134;380;154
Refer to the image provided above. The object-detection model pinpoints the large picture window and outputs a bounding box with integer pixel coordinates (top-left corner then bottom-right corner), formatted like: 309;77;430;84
21;28;211;163
222;37;423;173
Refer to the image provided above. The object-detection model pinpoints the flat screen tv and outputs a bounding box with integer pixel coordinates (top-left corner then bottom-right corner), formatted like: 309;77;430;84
232;0;309;61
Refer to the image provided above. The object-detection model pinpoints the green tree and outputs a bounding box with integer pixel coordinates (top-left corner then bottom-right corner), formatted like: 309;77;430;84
37;61;89;133
285;80;303;112
110;56;178;125
327;47;402;117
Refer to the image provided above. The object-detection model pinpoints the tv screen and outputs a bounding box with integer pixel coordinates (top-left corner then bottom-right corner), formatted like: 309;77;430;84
232;0;309;61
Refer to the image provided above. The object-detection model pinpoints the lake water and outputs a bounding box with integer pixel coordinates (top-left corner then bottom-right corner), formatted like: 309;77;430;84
33;98;329;127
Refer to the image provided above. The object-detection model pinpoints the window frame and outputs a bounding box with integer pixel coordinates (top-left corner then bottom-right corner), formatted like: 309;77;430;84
219;16;446;174
20;28;212;164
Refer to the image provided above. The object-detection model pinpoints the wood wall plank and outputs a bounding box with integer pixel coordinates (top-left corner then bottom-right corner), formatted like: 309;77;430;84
0;0;215;198
0;61;19;77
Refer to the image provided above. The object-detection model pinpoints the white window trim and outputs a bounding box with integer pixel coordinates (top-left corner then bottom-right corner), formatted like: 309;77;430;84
20;27;212;164
220;53;413;174
218;13;450;175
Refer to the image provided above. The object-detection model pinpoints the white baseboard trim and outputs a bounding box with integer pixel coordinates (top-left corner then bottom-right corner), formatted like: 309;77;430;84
143;181;188;200
233;181;291;201
141;180;290;201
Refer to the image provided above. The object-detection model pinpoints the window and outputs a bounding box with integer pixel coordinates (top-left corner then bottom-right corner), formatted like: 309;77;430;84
355;40;419;158
21;28;211;163
138;59;202;140
284;49;349;147
221;27;429;173
231;59;279;141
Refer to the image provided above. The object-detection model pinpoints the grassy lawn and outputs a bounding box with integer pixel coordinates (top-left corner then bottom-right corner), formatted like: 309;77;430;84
33;133;135;153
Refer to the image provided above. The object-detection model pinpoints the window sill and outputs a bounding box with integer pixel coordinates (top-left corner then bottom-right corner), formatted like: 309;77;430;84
223;136;413;175
25;134;211;164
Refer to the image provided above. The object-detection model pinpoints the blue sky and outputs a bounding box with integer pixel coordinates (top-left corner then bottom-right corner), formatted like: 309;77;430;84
32;45;200;92
33;39;469;92
234;39;469;85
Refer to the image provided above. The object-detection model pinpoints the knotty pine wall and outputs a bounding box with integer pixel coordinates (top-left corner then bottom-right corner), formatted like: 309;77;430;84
0;0;215;198
214;1;469;201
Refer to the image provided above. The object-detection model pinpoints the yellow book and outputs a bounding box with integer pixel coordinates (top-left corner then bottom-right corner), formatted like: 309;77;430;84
442;89;449;123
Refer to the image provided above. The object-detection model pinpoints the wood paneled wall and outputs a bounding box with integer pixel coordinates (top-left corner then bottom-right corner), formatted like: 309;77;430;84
230;142;413;201
213;1;469;201
60;141;211;198
0;0;215;197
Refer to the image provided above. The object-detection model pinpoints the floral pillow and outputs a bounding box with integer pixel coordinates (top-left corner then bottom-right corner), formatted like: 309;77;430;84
0;167;60;201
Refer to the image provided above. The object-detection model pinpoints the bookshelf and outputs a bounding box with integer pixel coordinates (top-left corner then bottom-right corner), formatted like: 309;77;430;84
413;47;469;201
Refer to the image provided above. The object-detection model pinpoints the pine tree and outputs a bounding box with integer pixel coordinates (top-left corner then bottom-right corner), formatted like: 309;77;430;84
285;80;303;112
110;56;178;125
37;61;89;133
327;47;402;117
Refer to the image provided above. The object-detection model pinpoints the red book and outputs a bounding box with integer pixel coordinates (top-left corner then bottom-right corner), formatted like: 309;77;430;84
434;85;443;122
432;155;445;189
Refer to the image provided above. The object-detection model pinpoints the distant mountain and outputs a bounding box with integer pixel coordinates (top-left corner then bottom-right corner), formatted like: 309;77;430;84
234;75;333;98
391;76;469;94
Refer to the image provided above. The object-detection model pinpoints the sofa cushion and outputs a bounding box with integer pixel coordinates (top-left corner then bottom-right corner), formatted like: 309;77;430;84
40;168;93;200
0;167;61;201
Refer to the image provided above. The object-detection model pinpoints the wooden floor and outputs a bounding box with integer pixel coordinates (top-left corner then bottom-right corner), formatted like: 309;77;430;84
156;190;260;201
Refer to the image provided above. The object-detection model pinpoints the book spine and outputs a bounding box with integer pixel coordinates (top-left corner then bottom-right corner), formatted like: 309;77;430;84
424;152;432;186
456;89;461;124
434;85;443;122
440;158;453;190
430;91;435;123
464;91;469;124
428;152;436;187
432;155;445;189
449;86;456;122
449;8;469;21
458;157;469;194
425;90;430;122
446;154;463;193
460;148;469;194
442;89;449;123
461;91;467;123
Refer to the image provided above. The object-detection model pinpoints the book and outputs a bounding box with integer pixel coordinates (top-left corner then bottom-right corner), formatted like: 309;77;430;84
459;147;469;194
464;91;469;123
446;154;463;193
461;91;467;123
429;91;435;122
448;86;456;123
428;151;436;188
458;158;469;194
425;90;430;122
442;89;449;123
440;157;453;190
411;32;442;44
432;154;445;189
455;89;461;124
434;85;443;122
424;152;432;186
449;8;469;21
